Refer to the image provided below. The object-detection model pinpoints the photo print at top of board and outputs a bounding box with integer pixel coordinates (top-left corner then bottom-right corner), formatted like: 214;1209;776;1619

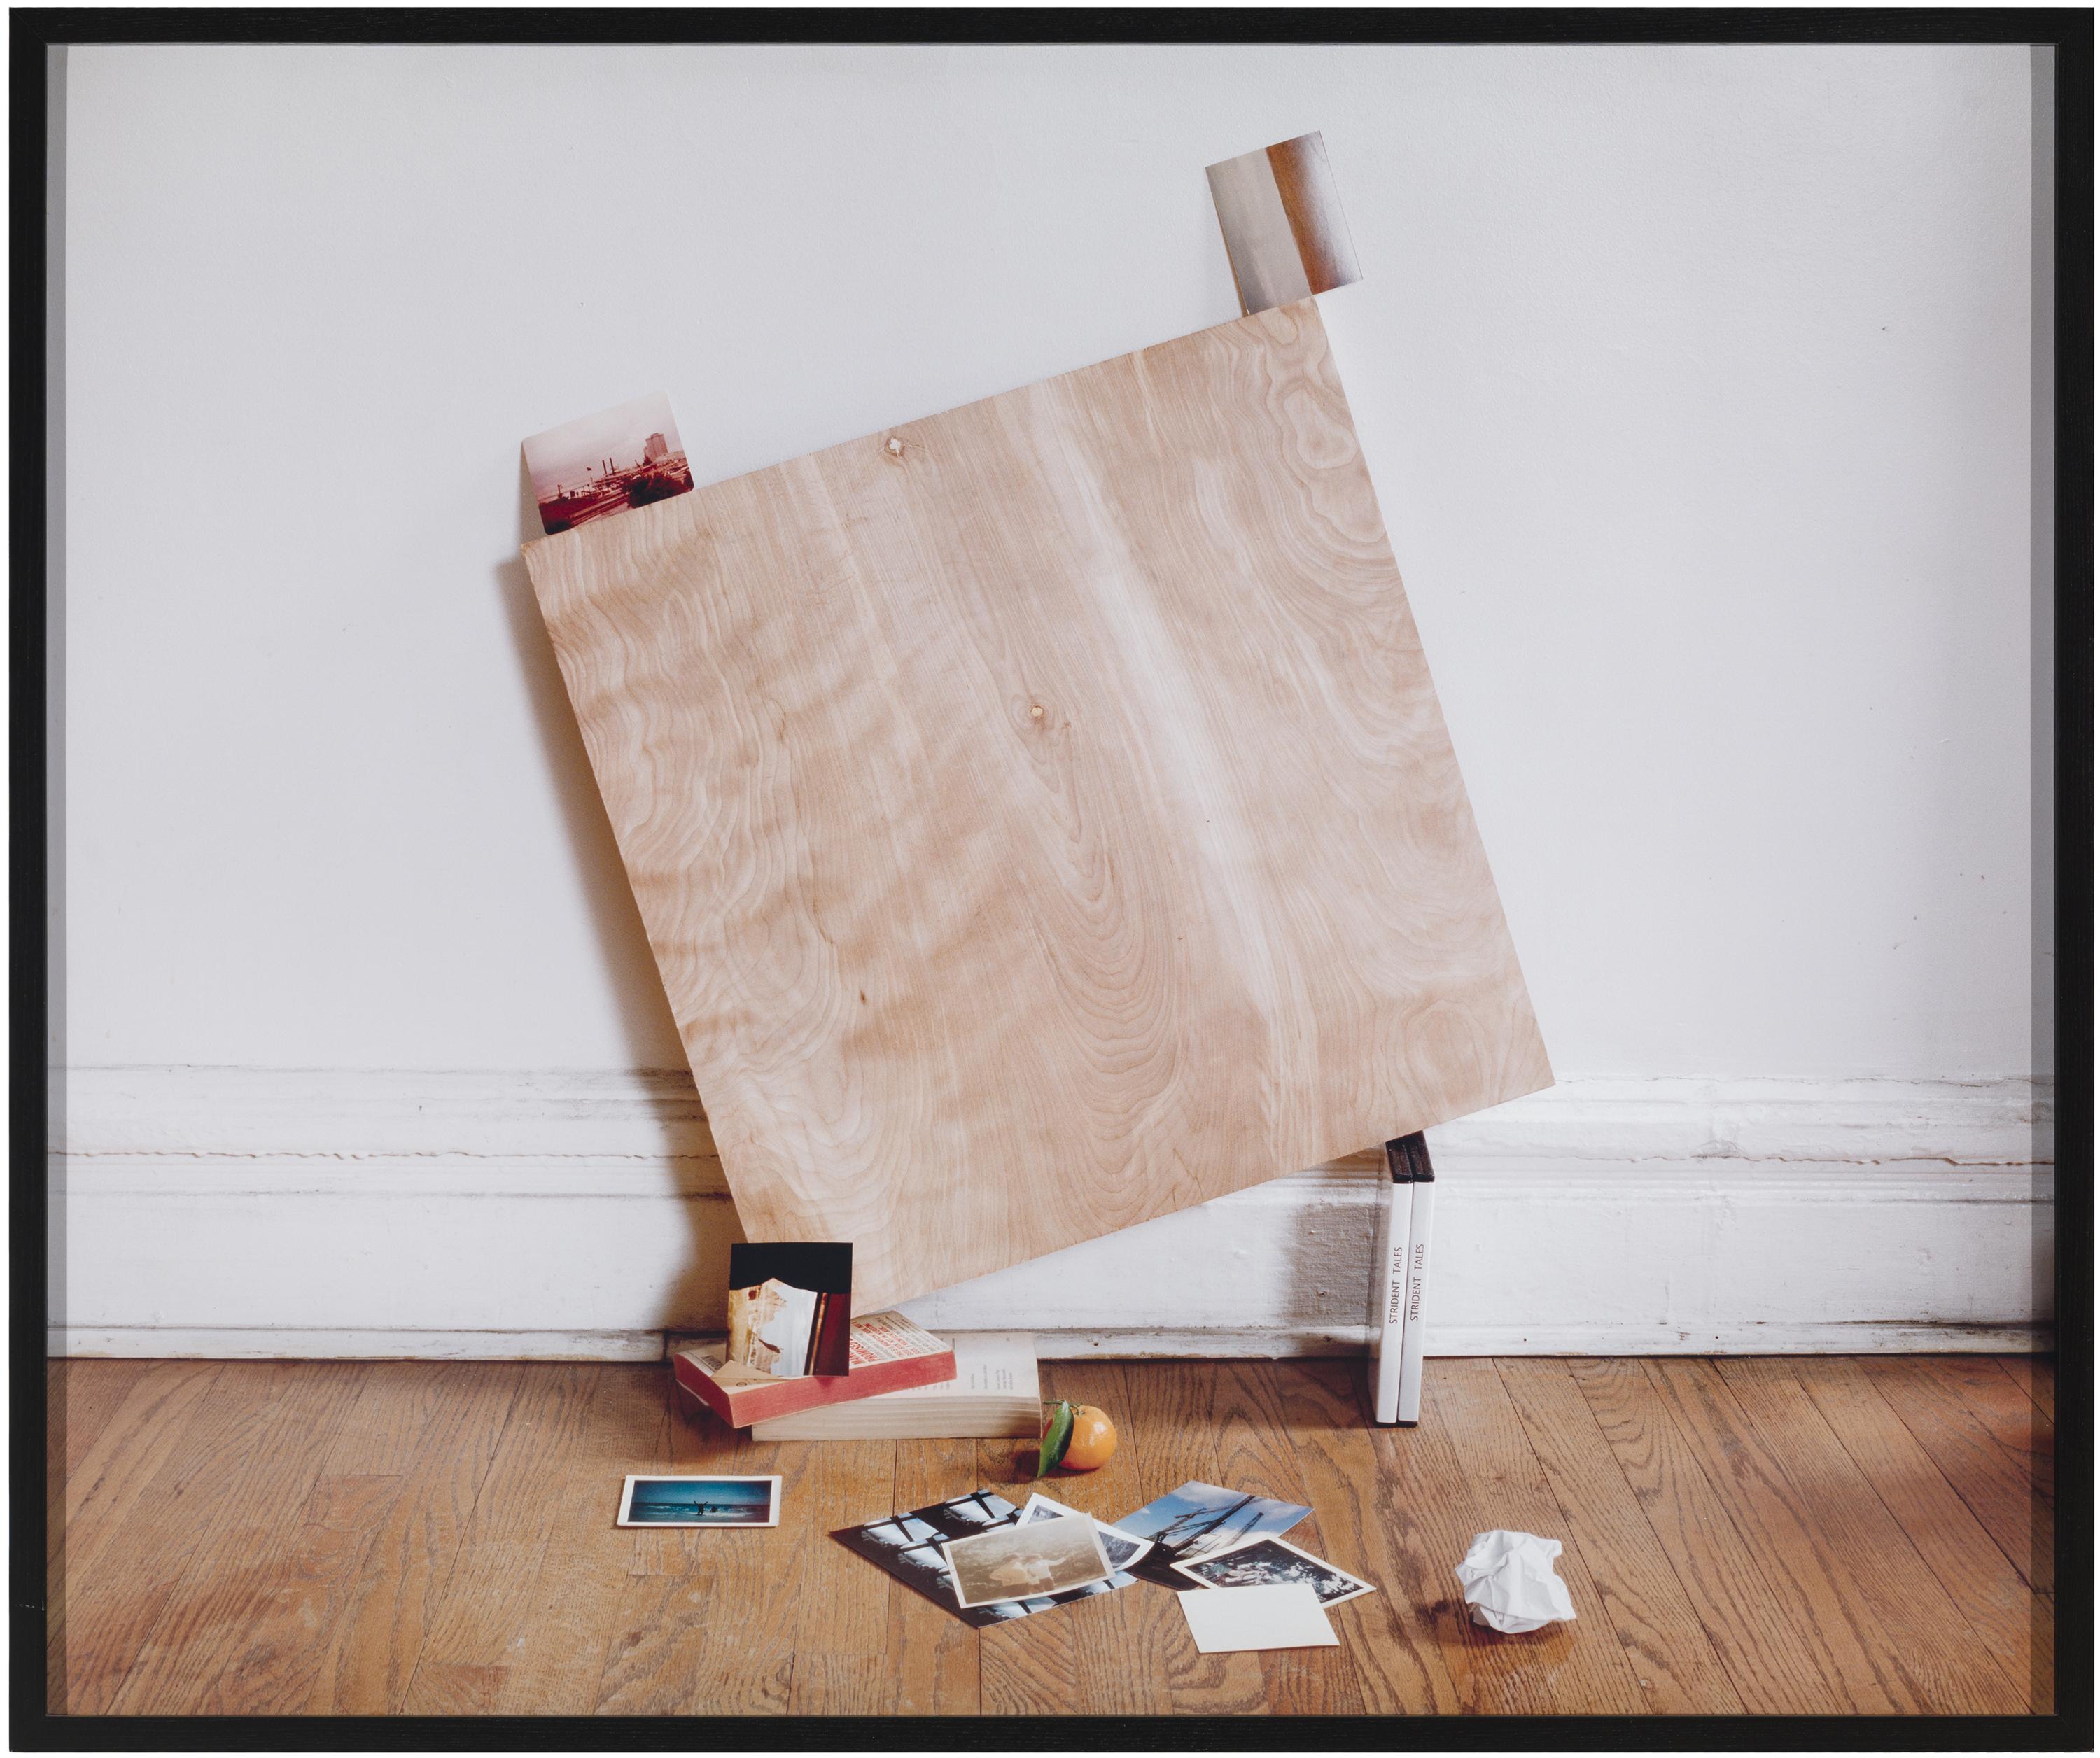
524;391;694;535
1205;131;1361;316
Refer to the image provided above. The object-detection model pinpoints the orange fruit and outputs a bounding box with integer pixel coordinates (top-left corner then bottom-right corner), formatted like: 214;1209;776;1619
1060;1405;1117;1472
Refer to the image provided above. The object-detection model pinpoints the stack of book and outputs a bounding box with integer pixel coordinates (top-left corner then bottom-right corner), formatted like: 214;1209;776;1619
676;1311;1041;1440
1368;1134;1436;1426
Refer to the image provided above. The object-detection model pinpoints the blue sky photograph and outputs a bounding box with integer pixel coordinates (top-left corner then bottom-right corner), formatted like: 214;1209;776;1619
1115;1480;1310;1558
622;1476;777;1526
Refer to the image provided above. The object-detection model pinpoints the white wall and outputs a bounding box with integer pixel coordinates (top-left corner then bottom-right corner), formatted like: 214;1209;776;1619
52;45;2050;1356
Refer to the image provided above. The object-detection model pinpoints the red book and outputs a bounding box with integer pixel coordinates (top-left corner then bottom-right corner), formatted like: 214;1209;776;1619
674;1310;957;1429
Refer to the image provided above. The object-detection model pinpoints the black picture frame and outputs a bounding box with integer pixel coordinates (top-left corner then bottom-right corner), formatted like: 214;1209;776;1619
13;8;2089;1752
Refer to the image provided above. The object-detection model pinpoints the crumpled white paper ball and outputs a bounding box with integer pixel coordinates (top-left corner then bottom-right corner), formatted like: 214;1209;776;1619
1455;1529;1577;1633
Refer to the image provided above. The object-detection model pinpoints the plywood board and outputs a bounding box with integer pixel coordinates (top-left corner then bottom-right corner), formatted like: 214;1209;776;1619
524;300;1550;1311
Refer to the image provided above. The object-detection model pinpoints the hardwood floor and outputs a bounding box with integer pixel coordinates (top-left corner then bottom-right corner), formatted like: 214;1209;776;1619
47;1356;2054;1718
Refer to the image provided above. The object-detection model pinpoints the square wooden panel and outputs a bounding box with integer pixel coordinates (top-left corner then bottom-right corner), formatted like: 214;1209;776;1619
524;300;1550;1311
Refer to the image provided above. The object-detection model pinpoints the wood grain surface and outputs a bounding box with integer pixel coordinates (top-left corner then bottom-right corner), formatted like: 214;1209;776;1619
526;301;1549;1311
48;1356;2055;1718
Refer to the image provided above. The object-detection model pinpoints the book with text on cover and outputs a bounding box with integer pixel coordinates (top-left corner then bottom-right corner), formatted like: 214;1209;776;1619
752;1332;1040;1440
1370;1135;1422;1426
676;1310;955;1430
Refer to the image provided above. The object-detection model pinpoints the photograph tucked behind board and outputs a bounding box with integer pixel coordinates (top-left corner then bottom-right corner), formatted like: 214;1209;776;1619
523;390;694;535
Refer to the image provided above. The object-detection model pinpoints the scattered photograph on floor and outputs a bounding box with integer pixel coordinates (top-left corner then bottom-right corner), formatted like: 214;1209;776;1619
833;1489;1135;1626
942;1506;1114;1607
616;1474;780;1528
1018;1491;1154;1570
1114;1479;1312;1585
1171;1534;1377;1605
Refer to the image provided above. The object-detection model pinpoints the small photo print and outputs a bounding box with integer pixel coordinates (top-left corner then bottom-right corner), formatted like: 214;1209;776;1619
1170;1534;1376;1606
941;1507;1114;1608
1018;1492;1154;1572
617;1474;780;1528
725;1242;854;1378
524;391;694;536
1114;1479;1312;1573
832;1489;1135;1628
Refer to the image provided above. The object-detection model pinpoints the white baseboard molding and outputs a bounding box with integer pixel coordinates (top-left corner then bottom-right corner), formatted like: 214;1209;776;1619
50;1066;2052;1361
51;1327;668;1362
51;1321;2050;1361
1021;1321;2053;1358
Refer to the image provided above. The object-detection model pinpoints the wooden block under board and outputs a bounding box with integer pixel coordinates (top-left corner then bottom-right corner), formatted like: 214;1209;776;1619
524;300;1550;1311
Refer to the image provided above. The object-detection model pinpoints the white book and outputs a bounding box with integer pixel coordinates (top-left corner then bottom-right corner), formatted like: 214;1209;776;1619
751;1332;1040;1440
1394;1162;1436;1426
1369;1138;1418;1425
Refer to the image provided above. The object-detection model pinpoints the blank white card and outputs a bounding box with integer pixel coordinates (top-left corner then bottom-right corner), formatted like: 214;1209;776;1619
1177;1583;1338;1654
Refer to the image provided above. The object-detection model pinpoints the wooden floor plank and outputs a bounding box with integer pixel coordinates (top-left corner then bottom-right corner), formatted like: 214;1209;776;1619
783;1438;897;1715
1643;1360;1926;1713
1922;1357;2057;1499
398;1364;600;1714
1112;1362;1267;1716
1350;1365;1562;1715
304;1362;524;1713
884;1437;984;1715
1435;1358;1652;1715
47;1361;214;1713
627;1370;749;1578
1025;1363;1178;1717
592;1393;797;1715
493;1365;671;1715
1570;1358;1845;1715
1858;1358;2052;1594
1996;1356;2054;1421
51;1360;152;1483
1495;1359;1743;1714
176;1360;457;1715
1710;1359;2025;1715
50;1353;2057;1720
102;1362;370;1715
53;1361;221;1591
1791;1356;2051;1714
977;1433;1088;1717
1274;1360;1462;1715
1212;1358;1368;1715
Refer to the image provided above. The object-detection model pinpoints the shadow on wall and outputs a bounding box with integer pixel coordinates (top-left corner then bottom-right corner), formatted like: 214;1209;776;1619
495;457;741;1338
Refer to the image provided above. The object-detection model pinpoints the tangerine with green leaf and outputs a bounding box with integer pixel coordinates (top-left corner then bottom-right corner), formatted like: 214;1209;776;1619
1036;1399;1117;1473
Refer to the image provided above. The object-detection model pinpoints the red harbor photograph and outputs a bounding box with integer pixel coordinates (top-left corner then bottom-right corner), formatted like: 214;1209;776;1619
524;390;694;535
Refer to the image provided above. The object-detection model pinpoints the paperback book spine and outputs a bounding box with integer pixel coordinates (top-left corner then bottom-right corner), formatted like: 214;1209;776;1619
1370;1137;1418;1425
1394;1153;1436;1427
